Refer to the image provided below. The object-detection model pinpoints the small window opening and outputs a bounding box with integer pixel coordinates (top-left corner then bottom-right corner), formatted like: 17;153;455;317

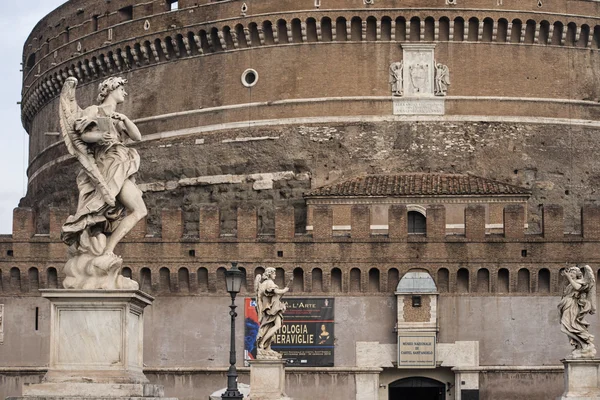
167;0;179;11
412;295;422;307
118;6;133;22
521;249;527;257
277;250;284;257
92;15;99;32
241;69;258;87
188;250;196;257
7;250;13;257
35;307;39;331
408;211;426;234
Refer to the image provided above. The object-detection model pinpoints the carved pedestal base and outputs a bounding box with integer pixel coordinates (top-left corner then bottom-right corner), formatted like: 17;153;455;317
558;359;600;400
249;360;292;400
7;290;177;400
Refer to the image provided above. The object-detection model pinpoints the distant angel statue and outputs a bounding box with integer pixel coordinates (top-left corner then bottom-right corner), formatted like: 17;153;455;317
389;61;404;96
558;264;597;358
434;62;450;96
58;76;145;290
254;267;292;359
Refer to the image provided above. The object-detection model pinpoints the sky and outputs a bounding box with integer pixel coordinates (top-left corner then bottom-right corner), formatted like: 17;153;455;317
0;0;66;233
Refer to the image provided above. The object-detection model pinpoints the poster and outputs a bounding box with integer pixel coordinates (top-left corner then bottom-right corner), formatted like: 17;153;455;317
244;297;334;367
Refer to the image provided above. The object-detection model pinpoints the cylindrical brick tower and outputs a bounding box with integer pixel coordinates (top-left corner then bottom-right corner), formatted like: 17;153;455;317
21;0;600;233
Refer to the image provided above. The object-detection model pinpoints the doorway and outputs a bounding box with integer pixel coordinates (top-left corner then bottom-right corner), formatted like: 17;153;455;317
389;376;446;400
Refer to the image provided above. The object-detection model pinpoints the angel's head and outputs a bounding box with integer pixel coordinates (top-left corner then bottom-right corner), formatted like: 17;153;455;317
97;77;128;105
263;267;276;280
566;266;583;279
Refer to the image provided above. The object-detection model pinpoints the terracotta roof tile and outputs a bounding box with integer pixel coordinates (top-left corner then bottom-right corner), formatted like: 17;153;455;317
306;173;530;197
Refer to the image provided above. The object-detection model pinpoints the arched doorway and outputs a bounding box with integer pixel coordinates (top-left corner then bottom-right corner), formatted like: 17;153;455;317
389;376;446;400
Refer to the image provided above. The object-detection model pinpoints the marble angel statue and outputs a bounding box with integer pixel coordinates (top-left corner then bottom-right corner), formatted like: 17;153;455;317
58;76;146;290
558;264;597;358
389;61;404;96
254;268;292;359
434;62;450;96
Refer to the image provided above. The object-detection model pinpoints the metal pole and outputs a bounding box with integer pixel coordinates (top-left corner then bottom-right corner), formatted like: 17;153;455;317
222;292;243;399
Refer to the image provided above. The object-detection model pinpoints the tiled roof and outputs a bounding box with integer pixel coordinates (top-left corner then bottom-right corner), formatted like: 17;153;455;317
306;173;531;197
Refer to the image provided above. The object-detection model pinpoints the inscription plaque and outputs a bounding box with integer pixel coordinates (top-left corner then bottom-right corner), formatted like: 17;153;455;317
398;332;436;368
393;98;445;115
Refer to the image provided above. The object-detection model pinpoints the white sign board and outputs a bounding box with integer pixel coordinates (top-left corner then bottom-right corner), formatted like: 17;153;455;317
398;332;436;368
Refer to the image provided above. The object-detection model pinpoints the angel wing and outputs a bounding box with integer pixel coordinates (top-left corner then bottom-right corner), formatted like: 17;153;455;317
583;265;597;314
59;77;116;207
254;273;263;318
389;61;403;83
442;65;451;85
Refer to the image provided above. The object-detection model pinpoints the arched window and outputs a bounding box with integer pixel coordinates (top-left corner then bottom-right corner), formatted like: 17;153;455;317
122;267;132;279
235;24;248;48
331;268;342;292
381;17;392;41
454;18;465;41
497;19;508;42
350;268;361;292
275;267;285;287
551;22;563;45
248;23;260;47
368;268;380;292
517;268;530;293
439;17;450;41
539;21;550;45
47;267;58;289
196;267;208;292
277;20;289;44
140;268;152;292
10;267;21;292
437;268;449;293
293;268;304;292
457;268;469;293
497;268;509;293
321;18;333;42
263;21;275;45
351;17;362;41
410;17;421;41
578;25;590;48
216;267;227;292
178;267;189;292
424;17;435;41
312;268;323;292
468;18;479;41
482;18;493;42
566;23;577;46
387;268;399;292
593;26;600;49
29;267;39;292
336;17;348;41
366;16;377;41
477;268;490;293
306;18;318;42
159;267;171;292
538;269;550;293
291;19;303;43
524;20;536;44
408;211;426;234
510;19;523;43
395;17;406;41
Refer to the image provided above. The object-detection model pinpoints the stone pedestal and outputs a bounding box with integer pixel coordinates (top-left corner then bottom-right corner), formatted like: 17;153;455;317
249;360;292;400
558;359;600;400
7;290;176;400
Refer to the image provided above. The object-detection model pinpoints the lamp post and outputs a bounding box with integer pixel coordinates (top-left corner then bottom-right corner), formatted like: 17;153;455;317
222;262;244;400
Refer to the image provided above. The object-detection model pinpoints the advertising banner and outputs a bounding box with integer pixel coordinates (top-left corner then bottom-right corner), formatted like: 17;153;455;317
244;297;334;367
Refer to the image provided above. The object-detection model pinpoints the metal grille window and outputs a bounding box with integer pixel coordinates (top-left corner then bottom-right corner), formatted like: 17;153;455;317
408;211;426;234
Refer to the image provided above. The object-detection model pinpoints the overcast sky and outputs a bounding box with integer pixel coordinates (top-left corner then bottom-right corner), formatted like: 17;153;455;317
0;1;66;233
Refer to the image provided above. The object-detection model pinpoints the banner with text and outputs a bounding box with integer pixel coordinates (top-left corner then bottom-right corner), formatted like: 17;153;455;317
244;297;334;367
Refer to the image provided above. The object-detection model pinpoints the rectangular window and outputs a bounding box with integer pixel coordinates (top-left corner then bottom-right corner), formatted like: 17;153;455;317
118;6;133;22
92;15;99;32
167;0;179;11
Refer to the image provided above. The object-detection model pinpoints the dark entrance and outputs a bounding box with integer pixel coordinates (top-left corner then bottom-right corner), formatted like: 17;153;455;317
389;377;446;400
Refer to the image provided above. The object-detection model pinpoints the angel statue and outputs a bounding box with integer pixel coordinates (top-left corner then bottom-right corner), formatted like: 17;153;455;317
58;76;146;290
558;265;597;358
434;62;450;96
254;268;293;359
389;61;404;97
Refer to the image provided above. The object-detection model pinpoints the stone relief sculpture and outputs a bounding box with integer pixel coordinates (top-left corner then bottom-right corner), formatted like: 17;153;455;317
434;62;450;96
58;76;145;290
409;63;429;94
389;61;403;96
558;265;597;358
254;267;293;359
